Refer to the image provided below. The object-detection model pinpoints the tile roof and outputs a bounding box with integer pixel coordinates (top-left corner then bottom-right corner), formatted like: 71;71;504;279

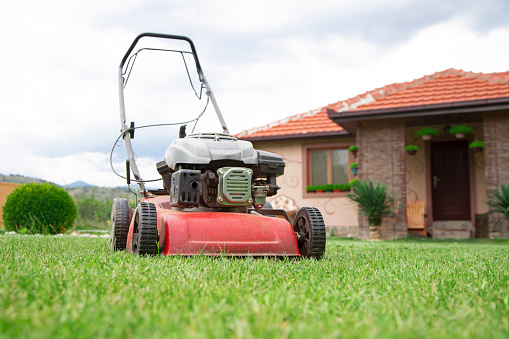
236;69;509;140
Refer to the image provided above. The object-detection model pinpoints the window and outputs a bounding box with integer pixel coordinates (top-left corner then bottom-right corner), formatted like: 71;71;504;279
303;142;353;195
309;149;349;185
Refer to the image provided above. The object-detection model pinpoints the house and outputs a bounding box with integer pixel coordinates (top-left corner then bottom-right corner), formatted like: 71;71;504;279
237;69;509;239
0;182;19;228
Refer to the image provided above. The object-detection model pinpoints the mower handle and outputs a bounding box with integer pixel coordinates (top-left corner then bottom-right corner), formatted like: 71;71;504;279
119;33;203;74
117;33;232;191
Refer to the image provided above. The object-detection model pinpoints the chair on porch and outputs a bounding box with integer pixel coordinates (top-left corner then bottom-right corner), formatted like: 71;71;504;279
269;195;299;222
406;201;427;237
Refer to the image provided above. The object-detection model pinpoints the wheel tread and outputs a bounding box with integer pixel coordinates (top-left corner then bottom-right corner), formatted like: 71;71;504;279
110;198;131;251
293;207;326;259
135;202;158;255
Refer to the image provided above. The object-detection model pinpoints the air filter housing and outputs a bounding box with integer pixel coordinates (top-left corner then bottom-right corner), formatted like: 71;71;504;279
216;167;253;206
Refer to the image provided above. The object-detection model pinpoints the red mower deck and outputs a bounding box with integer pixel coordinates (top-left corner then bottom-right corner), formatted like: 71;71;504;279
125;196;300;256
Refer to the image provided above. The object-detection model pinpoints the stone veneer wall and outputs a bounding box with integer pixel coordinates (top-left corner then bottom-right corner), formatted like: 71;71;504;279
483;111;509;238
356;119;407;239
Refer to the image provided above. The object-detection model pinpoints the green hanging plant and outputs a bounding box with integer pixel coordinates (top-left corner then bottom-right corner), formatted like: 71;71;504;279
349;179;359;187
415;127;438;138
450;124;473;135
405;145;419;155
469;139;485;149
349;145;358;158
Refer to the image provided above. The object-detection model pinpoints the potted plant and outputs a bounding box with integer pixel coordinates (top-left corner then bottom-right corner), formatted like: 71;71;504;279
449;124;473;139
415;127;438;141
405;145;419;155
469;139;485;152
349;145;358;158
340;184;351;192
306;185;317;193
350;162;358;176
347;179;397;241
333;184;350;192
324;184;333;193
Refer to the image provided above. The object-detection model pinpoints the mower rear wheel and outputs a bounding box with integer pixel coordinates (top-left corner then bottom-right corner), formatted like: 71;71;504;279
293;207;326;259
110;198;132;251
132;202;159;255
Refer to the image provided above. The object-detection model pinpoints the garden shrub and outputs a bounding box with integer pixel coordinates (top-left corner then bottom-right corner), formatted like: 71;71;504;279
346;179;397;226
3;183;77;234
488;184;509;220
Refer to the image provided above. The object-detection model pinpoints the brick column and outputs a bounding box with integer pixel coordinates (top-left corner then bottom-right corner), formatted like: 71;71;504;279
483;111;509;238
356;119;407;239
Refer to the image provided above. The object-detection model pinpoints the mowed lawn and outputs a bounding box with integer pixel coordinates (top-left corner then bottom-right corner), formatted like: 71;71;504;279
1;235;508;338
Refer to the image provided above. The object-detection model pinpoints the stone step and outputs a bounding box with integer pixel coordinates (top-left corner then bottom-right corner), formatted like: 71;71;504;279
432;229;472;239
431;220;474;239
431;220;474;231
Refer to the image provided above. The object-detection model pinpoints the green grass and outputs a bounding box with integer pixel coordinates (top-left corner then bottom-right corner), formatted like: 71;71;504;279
1;236;508;338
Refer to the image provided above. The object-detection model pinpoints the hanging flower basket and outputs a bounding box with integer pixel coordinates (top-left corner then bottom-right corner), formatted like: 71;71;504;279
450;124;473;139
348;145;358;158
350;162;358;176
415;127;438;141
405;145;419;155
469;139;485;152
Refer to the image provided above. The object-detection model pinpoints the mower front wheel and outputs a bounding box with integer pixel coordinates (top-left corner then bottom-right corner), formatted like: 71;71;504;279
293;207;326;259
132;202;159;255
110;198;132;251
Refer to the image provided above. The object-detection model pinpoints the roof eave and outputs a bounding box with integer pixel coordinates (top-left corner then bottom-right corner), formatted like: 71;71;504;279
328;97;509;124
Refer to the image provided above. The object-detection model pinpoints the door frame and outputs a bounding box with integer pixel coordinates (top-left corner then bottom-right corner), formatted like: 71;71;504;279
425;137;477;225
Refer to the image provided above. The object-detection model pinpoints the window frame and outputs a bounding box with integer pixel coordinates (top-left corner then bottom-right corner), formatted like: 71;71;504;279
301;141;355;198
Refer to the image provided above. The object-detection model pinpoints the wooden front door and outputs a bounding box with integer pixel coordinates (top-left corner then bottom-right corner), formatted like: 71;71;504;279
431;140;471;220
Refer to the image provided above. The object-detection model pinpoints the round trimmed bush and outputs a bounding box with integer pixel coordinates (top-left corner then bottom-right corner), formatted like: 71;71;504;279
3;183;77;234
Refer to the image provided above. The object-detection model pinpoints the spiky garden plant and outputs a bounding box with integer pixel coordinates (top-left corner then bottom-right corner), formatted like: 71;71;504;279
346;179;396;227
488;184;509;220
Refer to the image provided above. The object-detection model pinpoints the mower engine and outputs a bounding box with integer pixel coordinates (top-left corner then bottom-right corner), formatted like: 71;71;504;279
157;133;284;211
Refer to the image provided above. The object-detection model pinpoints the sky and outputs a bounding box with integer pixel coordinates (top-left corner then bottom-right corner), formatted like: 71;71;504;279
1;0;509;187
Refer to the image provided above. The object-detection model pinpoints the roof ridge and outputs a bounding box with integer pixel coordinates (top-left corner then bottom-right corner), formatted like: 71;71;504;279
237;69;465;136
460;69;509;85
334;69;463;113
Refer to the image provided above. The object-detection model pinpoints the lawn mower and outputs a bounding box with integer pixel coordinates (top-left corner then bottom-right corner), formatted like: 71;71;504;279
110;33;326;258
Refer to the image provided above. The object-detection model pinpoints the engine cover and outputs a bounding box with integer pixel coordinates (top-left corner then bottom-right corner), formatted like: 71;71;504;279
165;133;258;170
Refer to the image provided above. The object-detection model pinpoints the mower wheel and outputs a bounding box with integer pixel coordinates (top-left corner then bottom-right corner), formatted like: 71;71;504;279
110;198;132;251
293;207;326;259
132;202;159;255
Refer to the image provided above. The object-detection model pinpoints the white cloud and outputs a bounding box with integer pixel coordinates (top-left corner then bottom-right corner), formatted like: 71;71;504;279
0;1;508;186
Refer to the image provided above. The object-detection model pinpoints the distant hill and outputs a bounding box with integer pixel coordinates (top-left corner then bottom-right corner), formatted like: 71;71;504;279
0;174;48;184
64;181;94;188
0;174;136;203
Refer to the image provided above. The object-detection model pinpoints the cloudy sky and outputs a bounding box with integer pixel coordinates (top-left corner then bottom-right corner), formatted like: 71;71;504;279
1;0;508;187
